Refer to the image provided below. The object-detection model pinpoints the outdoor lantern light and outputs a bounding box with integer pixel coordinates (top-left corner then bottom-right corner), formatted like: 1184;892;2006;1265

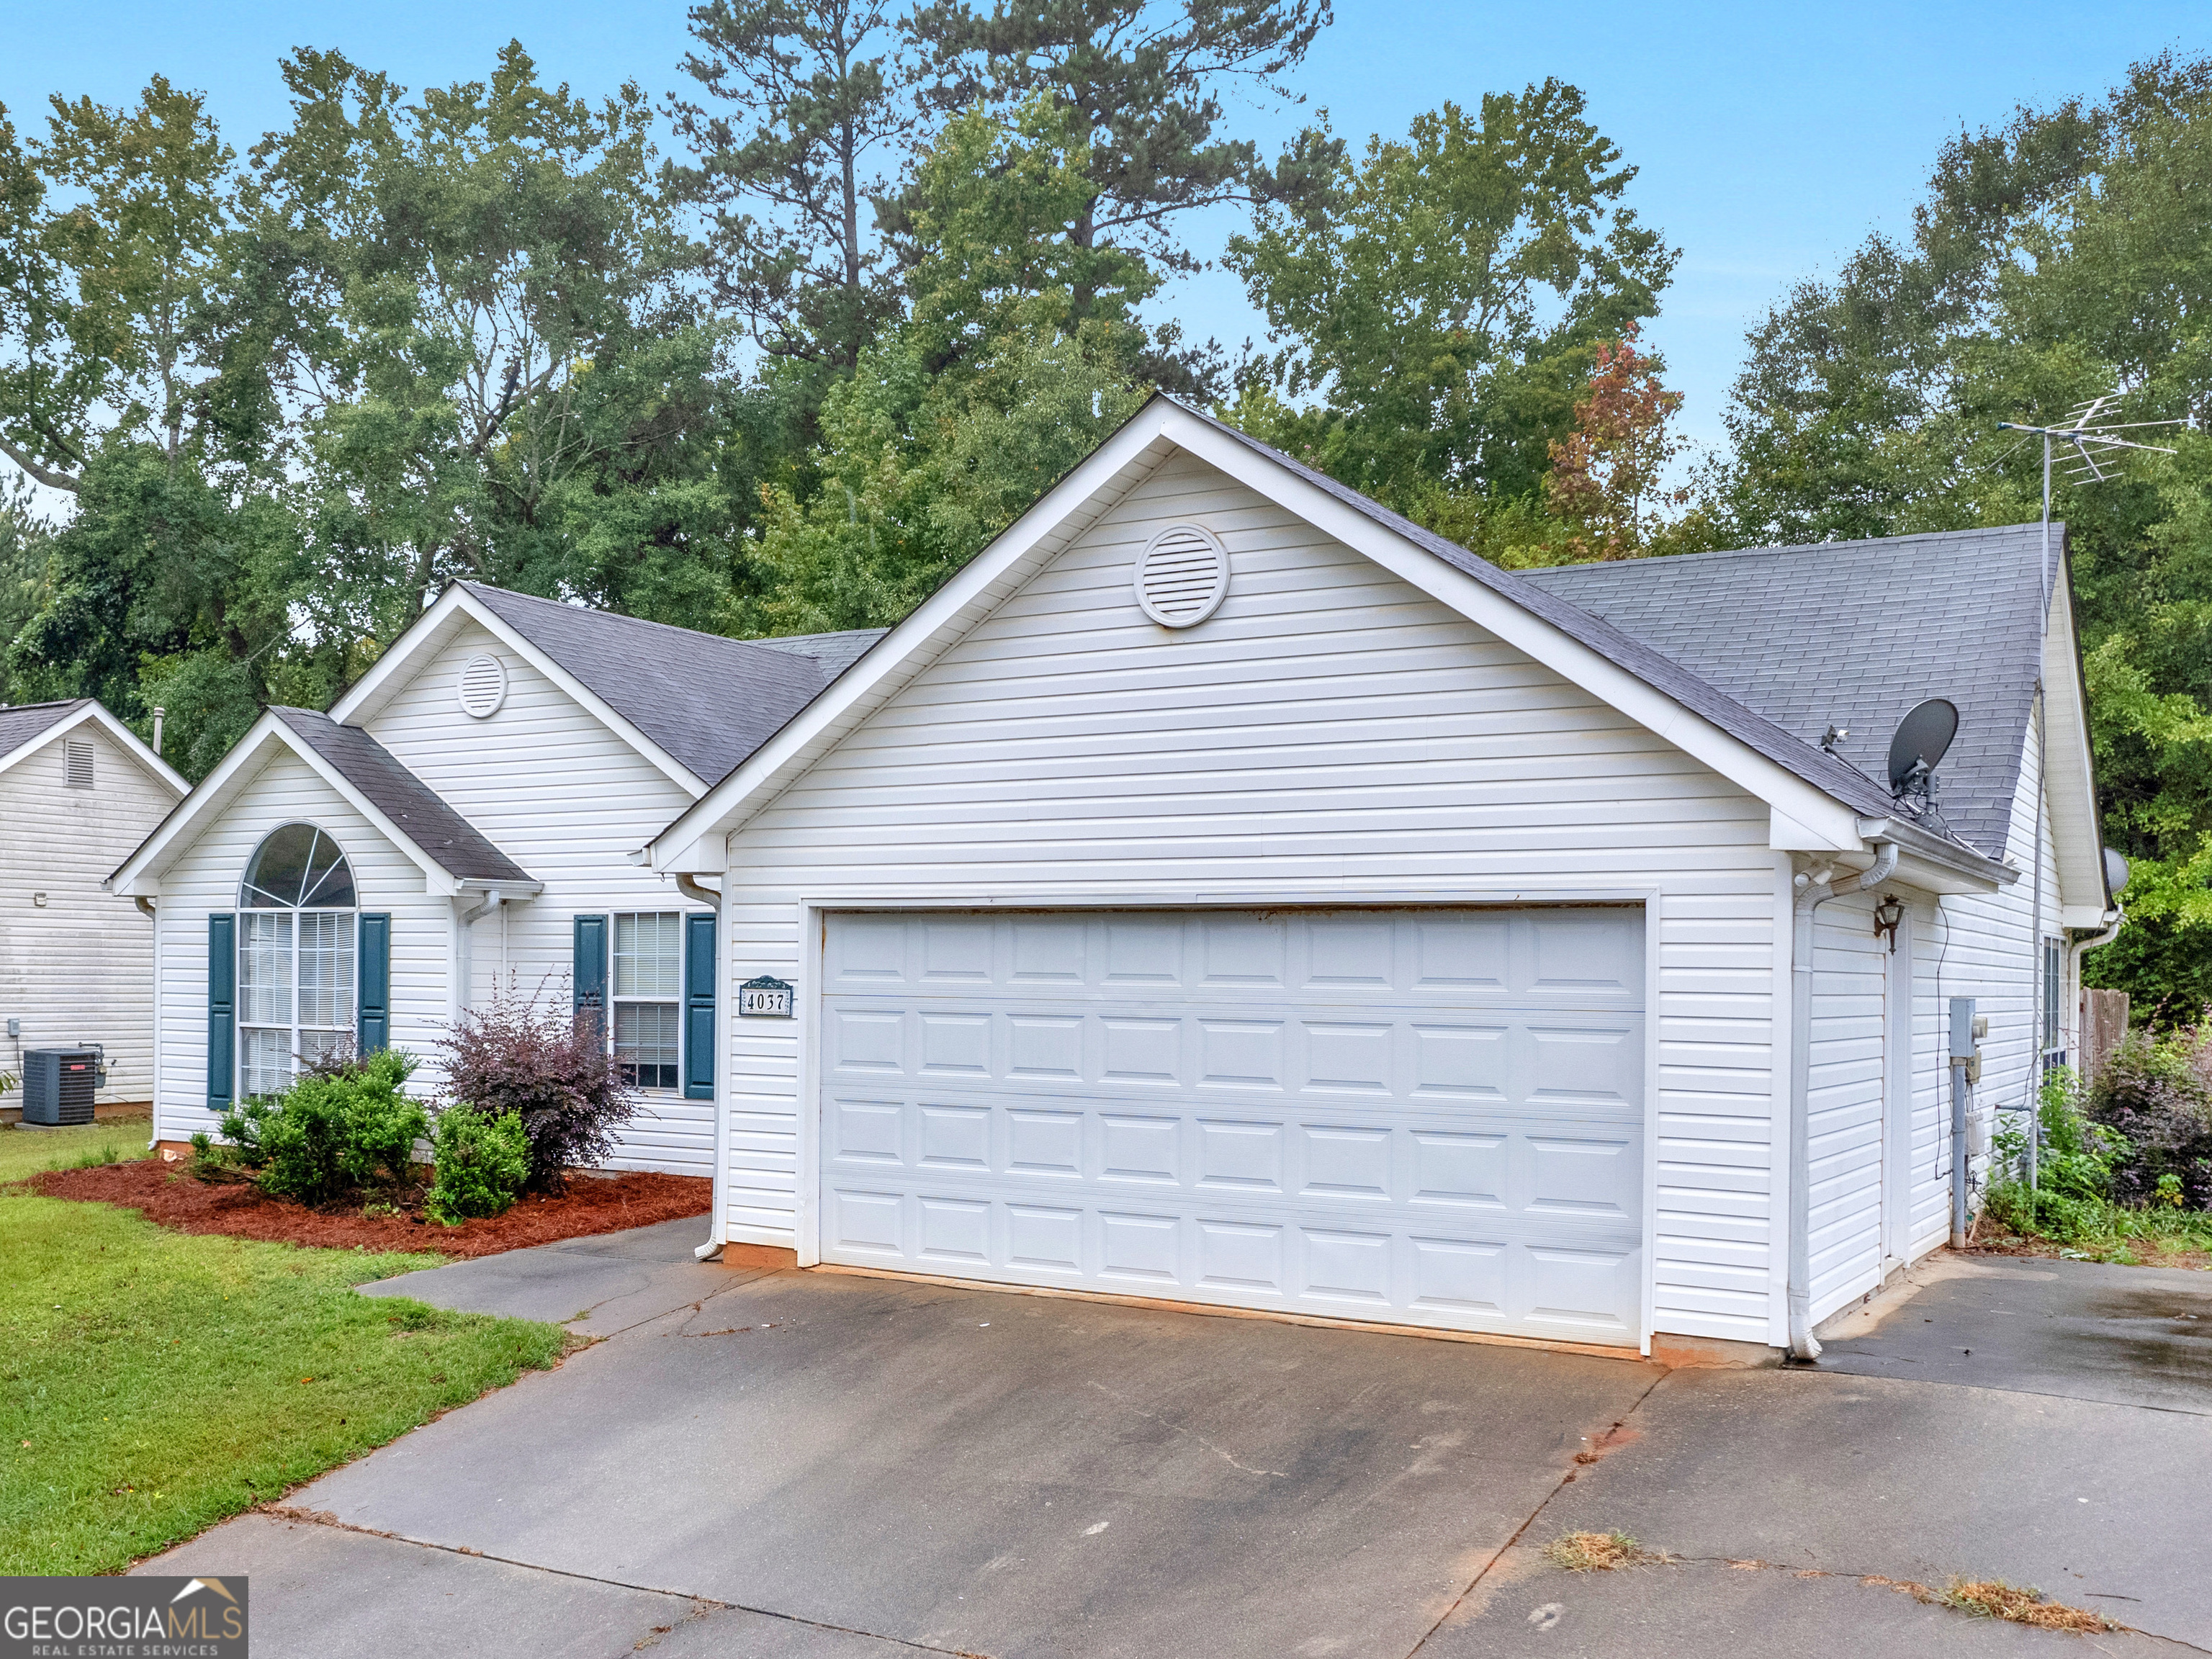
1873;892;1905;953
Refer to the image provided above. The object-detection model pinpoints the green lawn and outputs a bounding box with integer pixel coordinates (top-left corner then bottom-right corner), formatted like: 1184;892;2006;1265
0;1120;568;1574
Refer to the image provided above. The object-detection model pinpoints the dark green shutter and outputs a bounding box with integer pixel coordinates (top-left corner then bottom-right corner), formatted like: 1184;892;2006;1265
357;913;391;1055
207;913;235;1110
683;911;716;1100
572;914;608;1041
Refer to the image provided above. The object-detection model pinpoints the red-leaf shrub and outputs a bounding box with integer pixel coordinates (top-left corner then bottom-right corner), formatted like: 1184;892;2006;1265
439;983;642;1191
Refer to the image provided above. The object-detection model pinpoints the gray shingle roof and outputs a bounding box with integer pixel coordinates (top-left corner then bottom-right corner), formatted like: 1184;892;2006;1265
271;707;533;885
0;698;86;762
749;628;889;681
462;585;882;787
1182;402;1983;850
1519;526;2051;857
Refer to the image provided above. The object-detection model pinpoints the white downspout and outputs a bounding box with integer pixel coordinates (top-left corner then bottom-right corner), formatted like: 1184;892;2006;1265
457;891;506;1017
2066;906;2125;1066
677;871;729;1262
136;895;160;1148
1789;837;1900;1361
2028;695;2046;1190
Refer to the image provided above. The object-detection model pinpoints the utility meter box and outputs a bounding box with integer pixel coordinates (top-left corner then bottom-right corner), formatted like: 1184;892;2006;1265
1949;998;1985;1085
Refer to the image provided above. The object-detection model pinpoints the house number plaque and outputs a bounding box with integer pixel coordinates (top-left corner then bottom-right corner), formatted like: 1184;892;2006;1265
738;975;795;1018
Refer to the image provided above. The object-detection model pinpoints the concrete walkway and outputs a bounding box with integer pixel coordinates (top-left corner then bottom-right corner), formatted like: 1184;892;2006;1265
140;1235;2212;1658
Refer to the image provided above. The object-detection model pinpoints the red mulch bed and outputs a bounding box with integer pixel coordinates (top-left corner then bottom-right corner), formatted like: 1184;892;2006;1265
26;1159;711;1257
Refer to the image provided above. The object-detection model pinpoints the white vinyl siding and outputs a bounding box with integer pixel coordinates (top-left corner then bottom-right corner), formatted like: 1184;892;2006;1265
361;621;713;1172
0;721;181;1107
1902;703;2064;1264
717;450;1786;1346
1806;889;1889;1318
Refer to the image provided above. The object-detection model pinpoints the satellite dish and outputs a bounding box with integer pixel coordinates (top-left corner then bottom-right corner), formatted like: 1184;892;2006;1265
1887;699;1959;793
2105;847;2131;896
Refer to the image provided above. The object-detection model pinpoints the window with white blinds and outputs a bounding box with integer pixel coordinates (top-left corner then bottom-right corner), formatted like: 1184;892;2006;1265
236;824;357;1097
613;912;682;1090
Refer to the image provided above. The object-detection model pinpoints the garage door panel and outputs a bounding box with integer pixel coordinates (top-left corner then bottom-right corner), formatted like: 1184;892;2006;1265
1300;1125;1392;1197
821;1166;1642;1254
1409;913;1513;990
819;909;1645;1343
825;911;1646;1005
1409;1235;1509;1315
825;1096;904;1165
824;1094;1643;1218
824;1001;1639;1109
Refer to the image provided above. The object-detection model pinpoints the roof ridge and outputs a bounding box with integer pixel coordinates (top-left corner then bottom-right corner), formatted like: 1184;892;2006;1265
1173;397;1990;858
0;696;89;713
1525;521;2054;577
459;582;799;661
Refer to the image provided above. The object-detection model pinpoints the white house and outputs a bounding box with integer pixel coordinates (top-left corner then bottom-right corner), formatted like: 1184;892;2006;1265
0;698;186;1112
112;395;2113;1364
645;395;2115;1365
107;585;878;1173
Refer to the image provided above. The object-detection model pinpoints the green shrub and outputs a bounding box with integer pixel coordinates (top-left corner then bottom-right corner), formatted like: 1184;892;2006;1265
216;1051;427;1207
423;1106;531;1226
439;987;640;1191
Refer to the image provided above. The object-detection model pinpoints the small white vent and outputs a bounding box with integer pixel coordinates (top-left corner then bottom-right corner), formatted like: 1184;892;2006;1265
63;737;94;788
1133;523;1230;628
457;652;508;719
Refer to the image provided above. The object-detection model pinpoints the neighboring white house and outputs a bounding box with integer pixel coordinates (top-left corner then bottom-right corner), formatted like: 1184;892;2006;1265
107;585;880;1173
645;395;2116;1365
0;699;186;1112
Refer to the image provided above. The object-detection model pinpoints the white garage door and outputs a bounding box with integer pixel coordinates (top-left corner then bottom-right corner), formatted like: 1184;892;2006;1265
817;908;1645;1344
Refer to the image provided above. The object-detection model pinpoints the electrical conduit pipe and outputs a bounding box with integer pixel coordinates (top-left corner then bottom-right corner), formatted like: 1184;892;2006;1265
1788;839;1899;1361
676;872;728;1262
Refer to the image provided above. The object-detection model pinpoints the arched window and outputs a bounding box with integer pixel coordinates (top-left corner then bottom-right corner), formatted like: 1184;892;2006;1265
237;824;358;1097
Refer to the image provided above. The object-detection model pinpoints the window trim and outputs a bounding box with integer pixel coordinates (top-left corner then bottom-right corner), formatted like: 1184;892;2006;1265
235;824;359;1099
2041;935;2068;1074
610;911;684;1093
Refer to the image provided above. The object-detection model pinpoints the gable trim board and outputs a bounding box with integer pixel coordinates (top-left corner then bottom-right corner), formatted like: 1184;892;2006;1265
2041;565;2110;922
649;397;2002;890
109;709;540;901
0;697;188;796
329;585;709;796
326;582;889;798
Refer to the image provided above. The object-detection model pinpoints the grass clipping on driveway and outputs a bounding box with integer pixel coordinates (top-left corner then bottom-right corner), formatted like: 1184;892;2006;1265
1938;1578;2116;1634
1545;1531;1666;1571
1;1123;567;1575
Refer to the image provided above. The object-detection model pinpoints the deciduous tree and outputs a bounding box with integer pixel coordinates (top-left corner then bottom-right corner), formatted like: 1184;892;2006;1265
1226;86;1674;512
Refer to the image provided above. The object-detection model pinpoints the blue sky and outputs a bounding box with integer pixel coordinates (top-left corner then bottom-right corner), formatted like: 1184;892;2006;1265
8;1;2208;459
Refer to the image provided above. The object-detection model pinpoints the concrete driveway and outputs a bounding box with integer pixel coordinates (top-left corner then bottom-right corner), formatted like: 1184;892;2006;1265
140;1229;2211;1658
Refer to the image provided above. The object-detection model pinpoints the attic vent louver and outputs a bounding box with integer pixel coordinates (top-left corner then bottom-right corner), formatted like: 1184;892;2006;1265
1134;523;1229;629
457;653;508;719
63;737;93;788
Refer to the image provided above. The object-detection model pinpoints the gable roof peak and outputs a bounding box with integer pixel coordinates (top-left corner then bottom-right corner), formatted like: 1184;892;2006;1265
441;582;881;788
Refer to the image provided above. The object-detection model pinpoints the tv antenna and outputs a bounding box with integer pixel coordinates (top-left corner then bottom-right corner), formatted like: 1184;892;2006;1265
1998;394;2180;612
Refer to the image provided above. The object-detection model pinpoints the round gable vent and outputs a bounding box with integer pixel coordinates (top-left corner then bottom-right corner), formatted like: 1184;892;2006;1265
457;652;508;719
1134;523;1229;628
